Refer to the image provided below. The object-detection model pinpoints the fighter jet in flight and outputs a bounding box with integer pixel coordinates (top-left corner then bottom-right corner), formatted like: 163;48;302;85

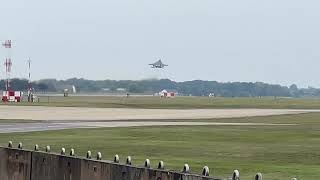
149;59;168;68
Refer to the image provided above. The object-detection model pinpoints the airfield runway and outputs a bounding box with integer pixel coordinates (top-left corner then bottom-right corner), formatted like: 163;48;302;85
0;106;314;133
0;106;310;121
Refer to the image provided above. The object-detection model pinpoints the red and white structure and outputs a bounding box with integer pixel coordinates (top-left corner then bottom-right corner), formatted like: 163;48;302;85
1;40;22;102
2;91;22;102
159;89;176;98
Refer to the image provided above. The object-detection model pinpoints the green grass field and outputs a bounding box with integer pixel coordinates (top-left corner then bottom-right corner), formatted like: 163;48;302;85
1;113;320;179
3;95;320;109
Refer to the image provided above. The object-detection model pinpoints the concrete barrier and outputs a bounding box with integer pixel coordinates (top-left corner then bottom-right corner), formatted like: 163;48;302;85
0;148;31;180
31;151;82;180
0;146;220;180
81;159;111;180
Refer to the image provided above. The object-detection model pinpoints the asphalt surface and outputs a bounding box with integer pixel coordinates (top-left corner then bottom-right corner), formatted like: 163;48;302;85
0;121;297;133
0;106;315;133
0;106;310;121
0;123;85;133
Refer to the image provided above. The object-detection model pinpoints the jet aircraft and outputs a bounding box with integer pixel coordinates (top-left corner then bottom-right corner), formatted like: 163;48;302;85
149;59;168;68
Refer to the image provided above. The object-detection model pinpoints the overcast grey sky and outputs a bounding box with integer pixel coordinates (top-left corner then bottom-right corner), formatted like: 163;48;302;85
0;0;319;87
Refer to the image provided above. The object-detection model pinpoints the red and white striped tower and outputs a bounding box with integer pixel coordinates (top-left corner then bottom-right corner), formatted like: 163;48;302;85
2;40;12;91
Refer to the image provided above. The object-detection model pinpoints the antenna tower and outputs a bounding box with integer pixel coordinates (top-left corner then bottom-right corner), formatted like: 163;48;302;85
2;40;12;91
28;58;32;91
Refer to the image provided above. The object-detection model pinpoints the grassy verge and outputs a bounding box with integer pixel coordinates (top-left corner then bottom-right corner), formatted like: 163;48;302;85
2;96;320;109
1;113;320;179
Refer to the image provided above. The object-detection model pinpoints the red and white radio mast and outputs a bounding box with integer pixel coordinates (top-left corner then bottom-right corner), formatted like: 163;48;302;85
2;40;12;91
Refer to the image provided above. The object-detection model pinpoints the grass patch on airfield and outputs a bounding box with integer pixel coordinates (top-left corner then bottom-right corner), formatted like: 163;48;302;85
2;96;320;109
1;113;320;179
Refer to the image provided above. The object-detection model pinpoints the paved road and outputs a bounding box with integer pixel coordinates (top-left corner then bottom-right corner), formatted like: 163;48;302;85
0;121;297;133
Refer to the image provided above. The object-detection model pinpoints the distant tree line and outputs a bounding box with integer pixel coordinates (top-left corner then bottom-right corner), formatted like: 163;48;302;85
4;78;320;97
0;79;49;92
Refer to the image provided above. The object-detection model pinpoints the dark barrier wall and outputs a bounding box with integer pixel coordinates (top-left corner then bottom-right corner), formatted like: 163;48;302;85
0;147;32;180
0;147;219;180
